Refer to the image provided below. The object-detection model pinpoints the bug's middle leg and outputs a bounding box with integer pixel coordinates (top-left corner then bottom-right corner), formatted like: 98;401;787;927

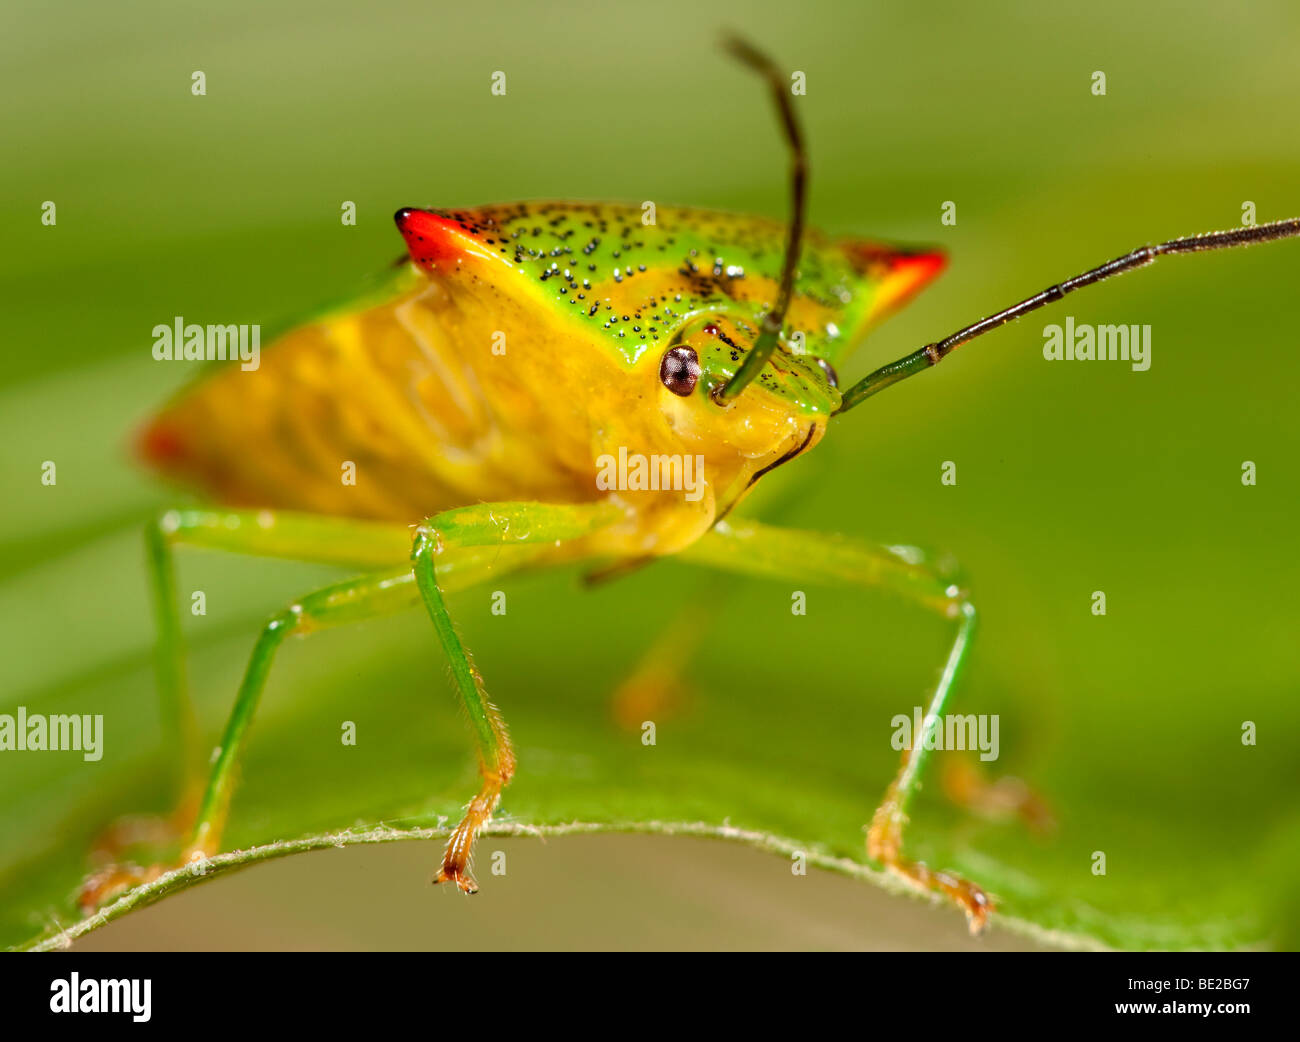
605;593;725;732
681;517;994;933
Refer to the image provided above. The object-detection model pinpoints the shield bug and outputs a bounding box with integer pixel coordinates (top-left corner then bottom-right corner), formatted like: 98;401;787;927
79;35;1299;936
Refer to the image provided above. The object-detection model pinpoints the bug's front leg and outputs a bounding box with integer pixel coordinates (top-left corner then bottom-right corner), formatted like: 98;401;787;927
681;517;994;933
410;500;623;893
863;600;989;930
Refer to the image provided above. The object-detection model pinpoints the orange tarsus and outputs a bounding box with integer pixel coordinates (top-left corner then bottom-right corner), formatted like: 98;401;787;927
77;787;205;914
942;757;1057;834
434;746;516;895
609;662;688;733
78;863;166;914
608;607;704;731
867;770;996;935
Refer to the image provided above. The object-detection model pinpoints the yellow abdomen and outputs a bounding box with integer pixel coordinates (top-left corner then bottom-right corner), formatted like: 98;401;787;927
140;276;602;522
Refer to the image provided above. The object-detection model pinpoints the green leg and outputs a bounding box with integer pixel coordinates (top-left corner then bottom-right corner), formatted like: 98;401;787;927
186;565;423;860
82;561;420;909
410;499;623;892
681;517;992;933
144;517;200;802
606;586;729;732
82;505;597;910
85;519;211;863
142;508;417;808
171;504;616;862
141;506;575;788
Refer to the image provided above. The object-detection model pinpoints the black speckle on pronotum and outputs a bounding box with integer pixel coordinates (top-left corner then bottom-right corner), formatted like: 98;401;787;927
660;346;701;396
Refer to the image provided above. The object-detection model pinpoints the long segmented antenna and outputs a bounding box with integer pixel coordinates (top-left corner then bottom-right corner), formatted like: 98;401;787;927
717;35;808;402
836;217;1300;414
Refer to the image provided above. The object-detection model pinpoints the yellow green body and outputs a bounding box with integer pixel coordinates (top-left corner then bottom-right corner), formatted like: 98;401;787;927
142;201;944;556
82;195;1003;930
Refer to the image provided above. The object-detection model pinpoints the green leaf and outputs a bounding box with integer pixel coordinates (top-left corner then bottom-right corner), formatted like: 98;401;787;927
2;345;1296;950
4;0;1299;952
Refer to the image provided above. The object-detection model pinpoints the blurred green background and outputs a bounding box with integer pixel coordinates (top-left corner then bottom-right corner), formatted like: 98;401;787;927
2;0;1299;950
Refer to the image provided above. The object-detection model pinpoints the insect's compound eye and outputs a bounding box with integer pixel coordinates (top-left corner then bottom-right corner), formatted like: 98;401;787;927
814;356;838;388
660;346;701;397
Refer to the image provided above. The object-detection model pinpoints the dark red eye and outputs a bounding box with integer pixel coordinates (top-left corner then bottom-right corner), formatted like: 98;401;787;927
660;346;701;396
815;356;838;388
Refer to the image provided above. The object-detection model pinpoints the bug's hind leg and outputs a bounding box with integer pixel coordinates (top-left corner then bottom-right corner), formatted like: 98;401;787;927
862;596;994;931
79;564;423;911
681;518;996;934
80;515;211;881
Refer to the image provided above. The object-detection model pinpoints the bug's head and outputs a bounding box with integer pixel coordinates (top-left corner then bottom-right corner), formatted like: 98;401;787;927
655;312;839;472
